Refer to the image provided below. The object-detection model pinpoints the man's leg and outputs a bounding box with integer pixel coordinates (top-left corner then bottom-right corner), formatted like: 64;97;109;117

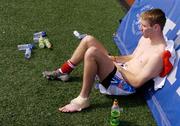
59;46;115;112
69;35;109;65
43;35;109;80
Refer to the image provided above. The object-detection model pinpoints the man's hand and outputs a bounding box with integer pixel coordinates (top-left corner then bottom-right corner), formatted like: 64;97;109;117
108;55;116;61
109;55;133;63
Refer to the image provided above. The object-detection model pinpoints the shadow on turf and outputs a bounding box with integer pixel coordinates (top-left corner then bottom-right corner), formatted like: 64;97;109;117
117;121;141;126
107;94;147;107
43;76;82;83
68;76;82;82
120;121;141;126
82;93;147;113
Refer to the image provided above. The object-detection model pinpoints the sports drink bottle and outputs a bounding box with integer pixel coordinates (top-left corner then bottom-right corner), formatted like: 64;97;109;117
110;99;120;126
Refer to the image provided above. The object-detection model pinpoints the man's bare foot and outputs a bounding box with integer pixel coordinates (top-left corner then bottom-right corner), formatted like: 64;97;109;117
59;96;90;113
59;103;83;112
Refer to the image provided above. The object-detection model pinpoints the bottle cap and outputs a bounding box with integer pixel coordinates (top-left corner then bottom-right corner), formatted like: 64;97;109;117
113;99;118;105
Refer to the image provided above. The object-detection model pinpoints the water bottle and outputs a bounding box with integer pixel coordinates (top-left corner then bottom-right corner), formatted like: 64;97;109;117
17;44;34;51
33;37;39;43
73;30;87;40
33;31;47;43
110;99;120;126
25;48;32;59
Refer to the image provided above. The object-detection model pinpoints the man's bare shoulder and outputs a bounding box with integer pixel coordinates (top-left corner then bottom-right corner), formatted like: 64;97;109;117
139;36;148;42
136;37;151;50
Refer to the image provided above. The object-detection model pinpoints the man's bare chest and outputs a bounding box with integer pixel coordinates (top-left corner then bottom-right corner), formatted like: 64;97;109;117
135;48;158;64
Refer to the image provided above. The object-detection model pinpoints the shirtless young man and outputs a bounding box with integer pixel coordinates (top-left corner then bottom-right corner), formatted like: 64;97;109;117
43;8;167;113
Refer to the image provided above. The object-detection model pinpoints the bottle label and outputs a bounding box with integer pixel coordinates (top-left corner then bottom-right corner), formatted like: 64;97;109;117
17;44;34;51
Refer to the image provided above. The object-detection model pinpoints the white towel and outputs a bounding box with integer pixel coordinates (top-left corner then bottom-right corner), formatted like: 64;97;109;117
153;40;176;90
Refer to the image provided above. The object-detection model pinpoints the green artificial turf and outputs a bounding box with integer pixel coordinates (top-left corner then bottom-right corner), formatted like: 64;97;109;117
0;0;156;125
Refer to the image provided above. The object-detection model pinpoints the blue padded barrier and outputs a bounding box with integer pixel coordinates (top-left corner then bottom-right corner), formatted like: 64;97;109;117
114;0;180;125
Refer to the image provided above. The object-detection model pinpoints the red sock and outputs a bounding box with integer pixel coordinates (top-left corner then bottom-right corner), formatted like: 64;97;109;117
59;60;76;74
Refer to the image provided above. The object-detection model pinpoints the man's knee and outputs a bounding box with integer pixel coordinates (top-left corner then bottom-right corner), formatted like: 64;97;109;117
82;35;97;46
83;35;95;42
84;47;98;59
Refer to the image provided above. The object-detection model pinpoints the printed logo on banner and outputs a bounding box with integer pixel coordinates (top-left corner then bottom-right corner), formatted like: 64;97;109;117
165;30;180;98
132;5;153;36
165;19;180;84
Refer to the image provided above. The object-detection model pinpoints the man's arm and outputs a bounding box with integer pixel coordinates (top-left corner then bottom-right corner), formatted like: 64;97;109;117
117;55;162;88
111;37;144;63
109;55;133;63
